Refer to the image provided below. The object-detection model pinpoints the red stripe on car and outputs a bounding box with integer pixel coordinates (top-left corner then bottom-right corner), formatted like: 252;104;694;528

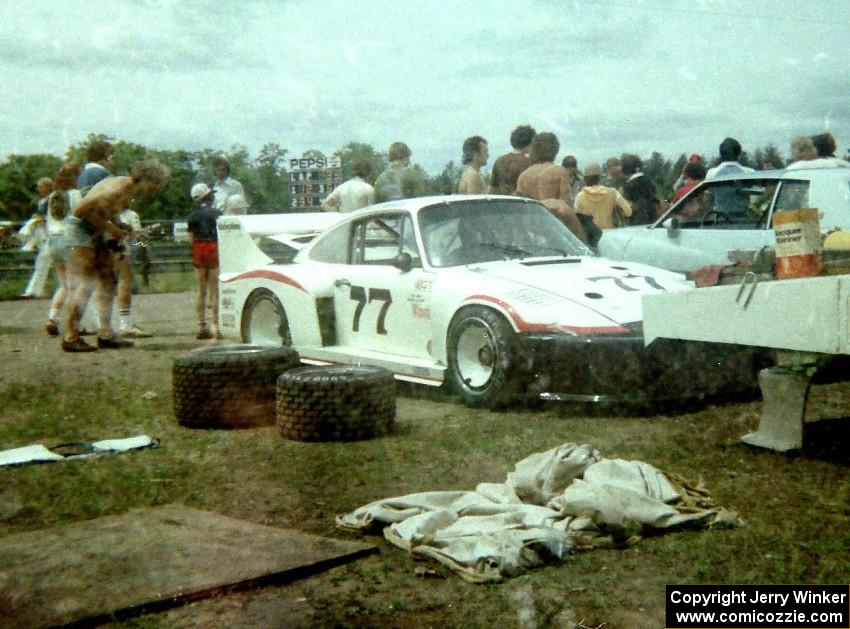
464;294;628;335
223;269;307;293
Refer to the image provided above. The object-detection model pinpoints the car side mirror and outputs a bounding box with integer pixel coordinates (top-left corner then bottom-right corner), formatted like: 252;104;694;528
393;252;413;273
664;217;680;238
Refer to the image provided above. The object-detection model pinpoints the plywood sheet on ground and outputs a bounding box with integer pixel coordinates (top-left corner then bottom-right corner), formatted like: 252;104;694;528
0;504;376;627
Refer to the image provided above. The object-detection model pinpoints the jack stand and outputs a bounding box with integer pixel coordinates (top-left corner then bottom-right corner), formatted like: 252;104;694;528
740;366;813;452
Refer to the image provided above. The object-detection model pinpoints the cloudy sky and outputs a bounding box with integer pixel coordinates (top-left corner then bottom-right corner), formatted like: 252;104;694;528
2;0;848;173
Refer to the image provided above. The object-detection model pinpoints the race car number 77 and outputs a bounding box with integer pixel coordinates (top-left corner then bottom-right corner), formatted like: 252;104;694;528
350;286;392;334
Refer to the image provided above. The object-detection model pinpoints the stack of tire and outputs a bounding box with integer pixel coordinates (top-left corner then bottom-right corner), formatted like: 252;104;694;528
172;345;301;429
276;366;396;442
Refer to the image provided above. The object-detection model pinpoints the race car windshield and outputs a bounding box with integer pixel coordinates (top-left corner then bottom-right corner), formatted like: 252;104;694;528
418;200;591;267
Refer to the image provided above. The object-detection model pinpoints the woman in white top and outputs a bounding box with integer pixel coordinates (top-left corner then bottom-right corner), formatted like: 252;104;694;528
45;162;83;336
19;177;53;297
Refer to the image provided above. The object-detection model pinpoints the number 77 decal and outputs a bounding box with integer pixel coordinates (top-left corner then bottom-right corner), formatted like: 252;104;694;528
587;274;663;291
350;286;393;334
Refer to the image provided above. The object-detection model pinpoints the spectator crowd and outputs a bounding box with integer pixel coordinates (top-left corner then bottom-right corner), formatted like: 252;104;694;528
319;128;847;248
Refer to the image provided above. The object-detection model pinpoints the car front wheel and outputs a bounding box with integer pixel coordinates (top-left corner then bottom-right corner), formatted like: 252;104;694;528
446;306;525;408
241;289;291;346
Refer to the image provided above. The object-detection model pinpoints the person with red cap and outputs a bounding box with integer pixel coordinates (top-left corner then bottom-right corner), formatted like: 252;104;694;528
672;153;703;196
671;161;707;205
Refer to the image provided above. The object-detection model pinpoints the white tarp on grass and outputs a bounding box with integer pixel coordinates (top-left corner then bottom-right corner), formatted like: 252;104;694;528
0;435;159;467
337;443;739;582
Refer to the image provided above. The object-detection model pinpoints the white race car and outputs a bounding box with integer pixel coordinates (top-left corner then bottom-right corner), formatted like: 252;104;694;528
217;195;753;407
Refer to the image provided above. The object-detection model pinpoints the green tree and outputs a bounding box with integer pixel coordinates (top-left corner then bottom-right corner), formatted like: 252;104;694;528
136;148;196;219
224;145;251;173
335;142;387;182
65;134;183;218
427;160;463;195
246;143;289;212
191;148;221;183
752;144;786;170
65;133;147;176
0;153;63;220
642;151;675;200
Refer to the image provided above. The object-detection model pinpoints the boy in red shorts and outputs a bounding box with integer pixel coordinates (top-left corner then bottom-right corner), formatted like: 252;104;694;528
187;184;222;339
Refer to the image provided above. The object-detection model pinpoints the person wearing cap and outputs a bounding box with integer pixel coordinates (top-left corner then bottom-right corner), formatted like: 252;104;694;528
224;194;250;215
186;183;222;340
574;162;633;230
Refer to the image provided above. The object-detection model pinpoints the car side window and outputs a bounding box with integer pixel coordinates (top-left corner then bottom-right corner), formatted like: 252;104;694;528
308;223;350;263
774;181;810;212
673;180;775;230
349;214;421;267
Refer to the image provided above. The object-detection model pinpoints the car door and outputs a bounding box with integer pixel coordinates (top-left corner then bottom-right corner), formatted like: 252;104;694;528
333;213;434;360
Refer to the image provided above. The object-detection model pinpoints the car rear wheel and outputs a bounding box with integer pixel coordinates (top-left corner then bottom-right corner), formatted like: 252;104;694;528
446;306;525;408
242;289;291;346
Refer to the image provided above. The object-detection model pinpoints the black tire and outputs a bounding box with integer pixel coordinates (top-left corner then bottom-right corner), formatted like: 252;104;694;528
276;366;396;442
446;306;525;408
173;344;300;429
241;289;292;346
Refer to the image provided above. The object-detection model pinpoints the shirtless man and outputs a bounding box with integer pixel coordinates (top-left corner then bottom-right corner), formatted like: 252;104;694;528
457;135;489;194
515;132;587;243
62;160;168;352
490;124;535;195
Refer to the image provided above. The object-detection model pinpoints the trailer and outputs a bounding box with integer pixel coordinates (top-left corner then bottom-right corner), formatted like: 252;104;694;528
642;267;850;451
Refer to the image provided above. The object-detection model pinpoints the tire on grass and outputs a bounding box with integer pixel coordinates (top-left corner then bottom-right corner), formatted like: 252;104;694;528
276;366;396;441
173;344;300;429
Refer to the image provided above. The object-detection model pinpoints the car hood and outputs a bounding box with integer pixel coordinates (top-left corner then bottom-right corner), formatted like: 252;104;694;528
459;256;690;328
596;226;642;260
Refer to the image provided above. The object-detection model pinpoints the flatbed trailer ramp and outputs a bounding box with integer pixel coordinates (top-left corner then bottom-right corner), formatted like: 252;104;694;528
643;272;850;451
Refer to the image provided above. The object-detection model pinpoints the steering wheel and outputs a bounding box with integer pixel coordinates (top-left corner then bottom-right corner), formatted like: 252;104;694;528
700;210;730;227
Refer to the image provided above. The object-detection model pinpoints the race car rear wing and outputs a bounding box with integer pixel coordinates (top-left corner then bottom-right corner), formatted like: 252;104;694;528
217;213;345;275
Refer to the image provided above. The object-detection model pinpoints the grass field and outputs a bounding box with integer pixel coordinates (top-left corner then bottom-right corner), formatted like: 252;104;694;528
1;318;849;628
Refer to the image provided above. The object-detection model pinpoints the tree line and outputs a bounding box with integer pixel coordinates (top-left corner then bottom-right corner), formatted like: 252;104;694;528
0;133;788;221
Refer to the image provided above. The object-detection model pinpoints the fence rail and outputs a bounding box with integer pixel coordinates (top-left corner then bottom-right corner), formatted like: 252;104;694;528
0;243;193;280
0;219;304;282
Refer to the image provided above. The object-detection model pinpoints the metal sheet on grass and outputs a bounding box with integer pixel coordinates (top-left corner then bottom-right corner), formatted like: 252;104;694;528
0;504;376;627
